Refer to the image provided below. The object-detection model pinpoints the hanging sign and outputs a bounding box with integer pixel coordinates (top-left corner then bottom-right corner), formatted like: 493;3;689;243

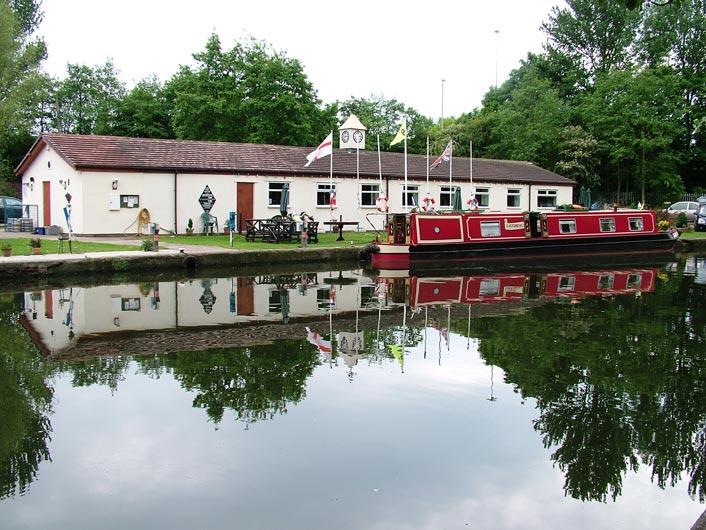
199;185;216;213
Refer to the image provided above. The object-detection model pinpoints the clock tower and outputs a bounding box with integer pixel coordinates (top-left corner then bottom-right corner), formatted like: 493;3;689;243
339;114;367;150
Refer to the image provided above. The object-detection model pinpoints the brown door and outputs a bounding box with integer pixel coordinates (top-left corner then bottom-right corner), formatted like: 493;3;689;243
237;182;254;233
42;181;51;226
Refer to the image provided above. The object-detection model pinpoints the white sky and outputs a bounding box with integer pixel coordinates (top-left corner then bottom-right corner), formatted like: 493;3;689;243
37;0;566;121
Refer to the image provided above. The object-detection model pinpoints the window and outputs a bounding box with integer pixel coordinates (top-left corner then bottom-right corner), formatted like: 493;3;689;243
475;188;489;207
557;276;576;291
600;218;616;232
317;288;333;310
268;290;282;314
361;183;380;208
627;273;642;288
598;274;615;290
537;189;557;208
480;221;501;237
479;279;500;296
268;182;287;207
120;195;140;208
559;219;577;234
507;188;521;208
628;217;644;231
440;186;453;208
403;185;419;208
317;183;336;207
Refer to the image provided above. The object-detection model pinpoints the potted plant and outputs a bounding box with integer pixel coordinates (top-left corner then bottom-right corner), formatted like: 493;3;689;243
186;218;194;235
29;238;42;255
1;243;11;257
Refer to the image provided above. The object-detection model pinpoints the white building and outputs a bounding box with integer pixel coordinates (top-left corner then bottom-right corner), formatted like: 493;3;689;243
14;128;575;236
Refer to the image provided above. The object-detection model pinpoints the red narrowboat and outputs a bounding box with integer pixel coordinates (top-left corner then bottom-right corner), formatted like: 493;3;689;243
377;268;658;308
367;208;678;270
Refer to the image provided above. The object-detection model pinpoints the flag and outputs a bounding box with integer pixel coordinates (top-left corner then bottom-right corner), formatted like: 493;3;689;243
430;141;452;171
305;132;333;167
390;119;406;146
306;326;332;355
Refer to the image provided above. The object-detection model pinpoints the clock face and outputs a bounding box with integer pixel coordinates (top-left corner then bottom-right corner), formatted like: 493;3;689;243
341;130;350;143
353;130;364;143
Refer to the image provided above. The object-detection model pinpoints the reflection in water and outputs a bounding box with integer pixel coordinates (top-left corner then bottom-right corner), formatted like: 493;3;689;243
1;257;706;527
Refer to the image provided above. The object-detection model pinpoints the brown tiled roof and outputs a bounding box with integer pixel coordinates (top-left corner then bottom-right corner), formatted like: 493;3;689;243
16;133;574;185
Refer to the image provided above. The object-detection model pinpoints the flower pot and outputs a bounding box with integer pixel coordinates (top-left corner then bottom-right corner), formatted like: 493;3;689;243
32;247;42;255
1;248;11;257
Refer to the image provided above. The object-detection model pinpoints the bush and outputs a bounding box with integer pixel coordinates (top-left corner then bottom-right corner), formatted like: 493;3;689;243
676;212;688;228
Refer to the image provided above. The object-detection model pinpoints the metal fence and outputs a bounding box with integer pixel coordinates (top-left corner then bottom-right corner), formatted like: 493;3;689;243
586;191;704;209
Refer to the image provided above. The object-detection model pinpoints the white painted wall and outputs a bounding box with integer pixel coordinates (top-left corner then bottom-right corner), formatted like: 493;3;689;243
20;152;573;235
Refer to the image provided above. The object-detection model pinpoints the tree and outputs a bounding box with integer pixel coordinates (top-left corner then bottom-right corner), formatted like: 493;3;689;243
554;125;601;189
111;75;174;138
541;0;641;86
55;60;126;135
168;34;332;146
0;0;46;183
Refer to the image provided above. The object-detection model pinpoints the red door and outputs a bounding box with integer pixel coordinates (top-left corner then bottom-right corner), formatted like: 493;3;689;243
237;182;254;233
42;181;51;226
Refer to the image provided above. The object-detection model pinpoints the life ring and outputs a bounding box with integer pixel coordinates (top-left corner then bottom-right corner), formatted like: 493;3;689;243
139;208;151;223
466;197;478;209
376;195;390;212
329;191;337;209
421;196;436;212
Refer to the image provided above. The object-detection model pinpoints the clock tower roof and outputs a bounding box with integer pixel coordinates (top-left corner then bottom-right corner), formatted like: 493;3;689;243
339;114;367;131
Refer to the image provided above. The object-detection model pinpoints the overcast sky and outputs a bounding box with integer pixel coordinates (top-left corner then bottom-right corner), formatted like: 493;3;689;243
37;0;566;121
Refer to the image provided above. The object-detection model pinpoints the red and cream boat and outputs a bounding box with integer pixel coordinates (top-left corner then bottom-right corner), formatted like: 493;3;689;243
376;267;659;308
367;208;678;270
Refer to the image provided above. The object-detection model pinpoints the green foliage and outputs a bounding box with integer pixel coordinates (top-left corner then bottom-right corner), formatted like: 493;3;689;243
167;34;331;146
676;211;688;227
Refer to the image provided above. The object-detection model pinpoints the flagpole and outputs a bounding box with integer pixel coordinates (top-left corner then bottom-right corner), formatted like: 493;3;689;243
449;140;453;198
404;126;408;212
470;140;473;198
329;129;333;229
356;139;360;209
426;137;430;195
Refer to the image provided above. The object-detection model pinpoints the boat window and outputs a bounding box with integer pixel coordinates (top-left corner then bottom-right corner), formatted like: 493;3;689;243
559;219;577;234
479;279;501;296
480;221;502;237
599;218;616;232
598;274;615;289
558;276;576;291
628;217;644;231
627;273;642;288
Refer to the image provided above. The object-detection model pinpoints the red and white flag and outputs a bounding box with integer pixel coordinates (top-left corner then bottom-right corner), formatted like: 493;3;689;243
430;141;452;171
305;132;333;167
306;326;332;355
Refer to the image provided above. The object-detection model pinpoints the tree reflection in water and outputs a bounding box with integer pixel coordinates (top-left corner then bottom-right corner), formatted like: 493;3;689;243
2;262;706;508
0;294;53;500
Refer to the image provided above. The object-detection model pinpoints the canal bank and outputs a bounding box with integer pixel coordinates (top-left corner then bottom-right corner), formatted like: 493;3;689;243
0;231;704;283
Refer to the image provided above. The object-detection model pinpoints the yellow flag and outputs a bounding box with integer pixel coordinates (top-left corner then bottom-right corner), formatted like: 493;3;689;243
390;119;406;146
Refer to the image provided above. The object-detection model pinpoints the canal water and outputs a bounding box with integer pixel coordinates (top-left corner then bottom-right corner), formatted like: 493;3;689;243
1;255;706;529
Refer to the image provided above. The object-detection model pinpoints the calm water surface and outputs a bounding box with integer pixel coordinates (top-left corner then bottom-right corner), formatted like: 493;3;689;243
1;256;706;529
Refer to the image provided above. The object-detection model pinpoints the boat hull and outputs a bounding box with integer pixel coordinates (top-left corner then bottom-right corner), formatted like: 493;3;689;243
368;210;678;270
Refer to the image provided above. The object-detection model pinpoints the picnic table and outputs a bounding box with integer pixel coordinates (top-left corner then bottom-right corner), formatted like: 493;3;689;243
323;219;360;241
245;218;319;243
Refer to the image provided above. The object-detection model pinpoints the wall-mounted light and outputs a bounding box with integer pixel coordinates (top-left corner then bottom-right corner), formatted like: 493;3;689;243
24;176;34;191
112;179;118;190
58;179;67;190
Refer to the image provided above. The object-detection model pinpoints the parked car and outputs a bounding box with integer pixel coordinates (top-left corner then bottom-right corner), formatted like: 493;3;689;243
667;201;700;225
696;204;706;232
0;196;22;224
697;195;706;205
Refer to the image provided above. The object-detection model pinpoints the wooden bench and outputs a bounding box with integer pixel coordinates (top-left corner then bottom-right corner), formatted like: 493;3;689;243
245;218;297;243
